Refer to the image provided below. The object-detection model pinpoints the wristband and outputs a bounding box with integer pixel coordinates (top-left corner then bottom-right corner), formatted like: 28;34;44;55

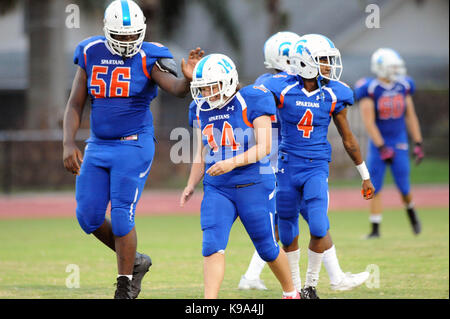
356;161;370;180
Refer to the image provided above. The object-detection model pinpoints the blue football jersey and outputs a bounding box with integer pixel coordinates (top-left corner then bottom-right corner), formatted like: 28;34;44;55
254;73;282;170
262;73;354;161
188;85;276;186
354;76;415;144
73;36;173;141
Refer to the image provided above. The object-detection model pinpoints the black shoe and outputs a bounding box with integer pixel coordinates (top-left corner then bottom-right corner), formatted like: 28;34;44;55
366;232;380;239
301;286;320;299
114;276;133;299
407;208;422;235
130;252;152;299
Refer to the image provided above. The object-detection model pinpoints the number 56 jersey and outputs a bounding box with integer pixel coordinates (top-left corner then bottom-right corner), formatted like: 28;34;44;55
262;73;354;162
73;35;173;141
188;85;276;187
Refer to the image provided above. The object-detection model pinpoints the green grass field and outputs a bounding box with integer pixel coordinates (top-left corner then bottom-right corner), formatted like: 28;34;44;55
329;157;449;188
0;207;448;299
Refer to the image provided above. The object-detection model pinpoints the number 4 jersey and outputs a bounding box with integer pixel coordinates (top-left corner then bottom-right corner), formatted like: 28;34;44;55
354;76;415;145
73;35;173;141
188;85;276;187
261;73;354;162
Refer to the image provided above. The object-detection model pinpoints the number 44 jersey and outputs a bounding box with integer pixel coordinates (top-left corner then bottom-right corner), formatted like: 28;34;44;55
261;73;354;162
73;35;173;141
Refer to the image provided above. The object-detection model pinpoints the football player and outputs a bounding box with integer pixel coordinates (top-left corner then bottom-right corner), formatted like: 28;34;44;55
354;48;424;239
262;34;375;298
62;0;203;299
238;31;301;292
180;53;300;299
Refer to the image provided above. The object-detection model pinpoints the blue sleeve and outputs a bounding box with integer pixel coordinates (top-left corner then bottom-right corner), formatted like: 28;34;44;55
188;101;198;128
244;86;276;123
333;83;354;115
353;77;371;101
254;73;271;86
73;36;104;71
73;43;85;70
405;76;415;95
142;42;174;77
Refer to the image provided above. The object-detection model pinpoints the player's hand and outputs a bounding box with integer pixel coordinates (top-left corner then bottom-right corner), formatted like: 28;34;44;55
180;184;195;207
378;145;395;164
63;142;83;175
181;47;205;81
361;179;375;200
413;142;424;165
206;159;236;177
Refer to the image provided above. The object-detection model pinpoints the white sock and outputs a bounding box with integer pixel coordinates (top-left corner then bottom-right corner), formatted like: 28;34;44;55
282;290;298;298
407;202;415;209
322;245;345;285
286;249;302;292
369;214;382;224
117;274;132;281
305;249;323;288
244;250;266;280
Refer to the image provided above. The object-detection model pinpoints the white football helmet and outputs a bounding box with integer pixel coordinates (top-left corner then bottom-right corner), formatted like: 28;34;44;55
263;31;301;72
371;48;406;82
103;0;146;58
190;54;239;111
289;34;343;81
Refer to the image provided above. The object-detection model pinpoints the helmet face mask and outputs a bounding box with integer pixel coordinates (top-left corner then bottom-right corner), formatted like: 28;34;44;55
191;54;239;111
371;48;407;82
103;0;146;58
289;34;343;81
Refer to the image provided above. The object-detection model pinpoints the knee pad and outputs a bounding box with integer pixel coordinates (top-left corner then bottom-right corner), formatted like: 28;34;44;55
202;232;225;257
278;215;299;247
254;241;280;262
75;205;105;234
111;207;135;237
276;189;300;246
305;199;329;238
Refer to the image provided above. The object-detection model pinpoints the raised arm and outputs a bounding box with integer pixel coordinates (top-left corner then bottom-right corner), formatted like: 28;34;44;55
63;66;88;175
333;108;375;199
151;47;204;98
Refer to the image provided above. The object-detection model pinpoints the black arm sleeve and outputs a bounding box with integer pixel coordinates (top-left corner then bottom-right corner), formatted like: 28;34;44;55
155;58;178;77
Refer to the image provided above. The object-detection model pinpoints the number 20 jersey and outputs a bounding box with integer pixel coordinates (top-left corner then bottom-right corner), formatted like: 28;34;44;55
354;76;415;144
73;35;173;141
262;73;354;162
188;85;276;187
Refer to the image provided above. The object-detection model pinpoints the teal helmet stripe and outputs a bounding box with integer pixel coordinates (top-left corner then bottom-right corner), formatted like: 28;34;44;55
121;0;131;26
195;55;211;79
321;35;335;48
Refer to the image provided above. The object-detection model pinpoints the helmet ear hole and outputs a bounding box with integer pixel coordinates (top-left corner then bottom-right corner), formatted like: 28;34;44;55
300;62;306;68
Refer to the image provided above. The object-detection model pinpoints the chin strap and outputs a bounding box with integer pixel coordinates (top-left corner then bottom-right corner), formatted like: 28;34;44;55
317;75;327;102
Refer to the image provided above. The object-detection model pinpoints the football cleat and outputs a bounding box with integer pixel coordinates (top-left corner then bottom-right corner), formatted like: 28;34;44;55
130;252;152;299
407;208;422;235
365;232;380;239
282;291;301;299
114;276;133;299
330;271;370;291
238;275;268;290
300;286;320;299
